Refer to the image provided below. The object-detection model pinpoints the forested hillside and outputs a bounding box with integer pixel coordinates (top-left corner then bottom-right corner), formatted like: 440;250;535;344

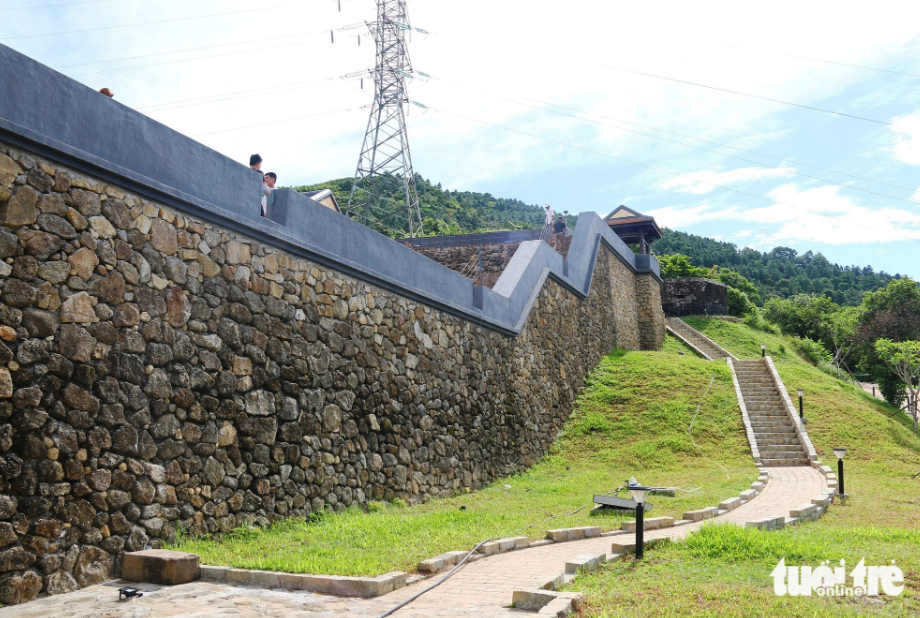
653;229;899;306
296;176;897;306
295;175;547;236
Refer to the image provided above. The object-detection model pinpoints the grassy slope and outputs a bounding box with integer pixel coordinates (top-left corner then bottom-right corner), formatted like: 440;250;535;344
570;318;920;617
174;336;758;576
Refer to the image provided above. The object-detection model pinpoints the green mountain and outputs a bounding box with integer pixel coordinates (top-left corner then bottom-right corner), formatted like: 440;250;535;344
652;229;899;306
294;175;548;236
295;177;897;305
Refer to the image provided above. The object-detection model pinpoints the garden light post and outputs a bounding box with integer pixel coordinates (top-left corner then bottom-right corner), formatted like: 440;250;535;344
797;389;804;421
629;485;651;560
761;344;766;358
833;448;847;497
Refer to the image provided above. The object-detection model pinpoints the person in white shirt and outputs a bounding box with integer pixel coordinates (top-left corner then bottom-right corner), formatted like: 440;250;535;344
544;204;555;240
261;172;276;217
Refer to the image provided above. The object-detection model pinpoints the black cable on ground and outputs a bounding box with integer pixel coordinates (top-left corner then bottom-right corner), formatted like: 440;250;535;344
374;538;493;618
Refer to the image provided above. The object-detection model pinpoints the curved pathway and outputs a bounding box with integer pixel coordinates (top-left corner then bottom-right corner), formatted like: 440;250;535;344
5;467;827;618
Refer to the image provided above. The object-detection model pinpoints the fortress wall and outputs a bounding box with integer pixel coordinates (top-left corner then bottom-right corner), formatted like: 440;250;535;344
0;141;664;603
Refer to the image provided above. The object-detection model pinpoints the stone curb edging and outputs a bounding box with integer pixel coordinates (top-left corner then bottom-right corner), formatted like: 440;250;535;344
764;357;819;462
665;324;714;360
667;318;738;360
199;565;407;598
727;357;764;465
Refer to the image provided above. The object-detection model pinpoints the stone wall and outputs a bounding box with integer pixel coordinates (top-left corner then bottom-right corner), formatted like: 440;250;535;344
0;142;664;604
414;243;521;288
661;277;727;317
412;236;572;289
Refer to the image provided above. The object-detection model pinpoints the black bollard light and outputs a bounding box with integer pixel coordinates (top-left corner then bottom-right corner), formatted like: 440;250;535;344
761;344;766;358
629;485;651;560
797;389;805;421
833;448;847;497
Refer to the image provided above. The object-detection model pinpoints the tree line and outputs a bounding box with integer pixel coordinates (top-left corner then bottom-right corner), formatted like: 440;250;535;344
653;229;900;306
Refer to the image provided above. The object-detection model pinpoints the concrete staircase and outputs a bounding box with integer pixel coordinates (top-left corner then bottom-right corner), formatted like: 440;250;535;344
733;360;810;467
666;317;735;360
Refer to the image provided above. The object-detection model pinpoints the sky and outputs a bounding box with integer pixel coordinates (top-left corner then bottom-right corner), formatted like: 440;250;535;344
3;0;920;277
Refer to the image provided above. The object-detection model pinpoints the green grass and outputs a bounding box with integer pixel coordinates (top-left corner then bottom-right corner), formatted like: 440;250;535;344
567;318;920;617
174;335;759;576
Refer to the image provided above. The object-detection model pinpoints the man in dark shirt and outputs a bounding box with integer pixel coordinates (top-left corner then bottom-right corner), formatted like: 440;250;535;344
551;215;567;249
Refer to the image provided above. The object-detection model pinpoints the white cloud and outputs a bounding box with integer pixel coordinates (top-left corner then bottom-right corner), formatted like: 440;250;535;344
659;167;796;194
648;184;920;245
890;112;920;165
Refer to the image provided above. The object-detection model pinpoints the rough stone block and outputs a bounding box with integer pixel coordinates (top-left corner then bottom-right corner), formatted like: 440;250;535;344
745;516;785;531
739;490;757;500
477;540;502;555
719;497;742;511
621;516;675;532
121;549;200;585
610;540;636;554
417;557;445;573
790;504;817;520
682;507;718;521
200;565;229;582
538;597;577;617
564;553;606;574
750;481;765;490
512;589;558;611
248;570;281;588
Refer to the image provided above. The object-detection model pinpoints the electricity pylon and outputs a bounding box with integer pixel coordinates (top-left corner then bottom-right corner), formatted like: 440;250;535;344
347;0;424;238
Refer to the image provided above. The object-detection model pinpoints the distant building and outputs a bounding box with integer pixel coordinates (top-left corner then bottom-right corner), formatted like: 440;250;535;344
604;205;662;254
661;277;728;317
301;189;341;213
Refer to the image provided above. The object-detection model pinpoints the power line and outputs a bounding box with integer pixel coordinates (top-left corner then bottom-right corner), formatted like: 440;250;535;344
469;84;917;195
52;19;368;70
0;0;113;10
140;72;368;112
0;2;307;40
192;106;364;137
433;79;920;208
567;57;893;126
429;106;920;244
71;37;329;77
703;41;920;80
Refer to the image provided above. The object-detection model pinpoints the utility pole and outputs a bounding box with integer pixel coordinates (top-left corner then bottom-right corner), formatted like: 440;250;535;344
347;0;424;238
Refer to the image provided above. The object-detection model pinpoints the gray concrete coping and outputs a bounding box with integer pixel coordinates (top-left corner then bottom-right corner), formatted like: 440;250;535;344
0;42;660;337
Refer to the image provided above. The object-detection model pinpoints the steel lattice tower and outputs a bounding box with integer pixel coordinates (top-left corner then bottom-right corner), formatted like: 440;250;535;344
347;0;424;238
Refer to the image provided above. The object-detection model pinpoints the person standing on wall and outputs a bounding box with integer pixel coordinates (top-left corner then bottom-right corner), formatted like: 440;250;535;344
543;204;555;241
250;154;271;217
552;215;567;250
262;172;277;218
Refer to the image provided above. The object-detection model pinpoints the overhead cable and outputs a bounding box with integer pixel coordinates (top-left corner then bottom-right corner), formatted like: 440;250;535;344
704;41;920;80
568;58;892;125
53;29;348;70
192;106;365;137
429;106;920;244
0;0;113;10
71;37;329;77
0;2;308;40
140;72;368;112
434;79;920;208
456;82;917;195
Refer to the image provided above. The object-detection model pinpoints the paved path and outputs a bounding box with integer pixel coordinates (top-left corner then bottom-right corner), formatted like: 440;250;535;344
2;467;827;618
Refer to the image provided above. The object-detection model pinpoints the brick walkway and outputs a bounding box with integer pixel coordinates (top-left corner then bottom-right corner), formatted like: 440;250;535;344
5;467;827;618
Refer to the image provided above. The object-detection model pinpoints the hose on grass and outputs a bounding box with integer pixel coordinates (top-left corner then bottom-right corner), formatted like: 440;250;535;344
688;376;731;483
374;377;724;615
374;538;493;618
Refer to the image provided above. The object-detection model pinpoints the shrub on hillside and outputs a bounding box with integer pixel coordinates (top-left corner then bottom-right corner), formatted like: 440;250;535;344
791;336;832;366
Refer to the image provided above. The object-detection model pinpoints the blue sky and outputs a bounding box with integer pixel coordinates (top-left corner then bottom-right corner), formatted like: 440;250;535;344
3;0;920;277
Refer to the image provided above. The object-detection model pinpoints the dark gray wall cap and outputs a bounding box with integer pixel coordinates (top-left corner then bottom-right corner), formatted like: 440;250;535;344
0;42;661;336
